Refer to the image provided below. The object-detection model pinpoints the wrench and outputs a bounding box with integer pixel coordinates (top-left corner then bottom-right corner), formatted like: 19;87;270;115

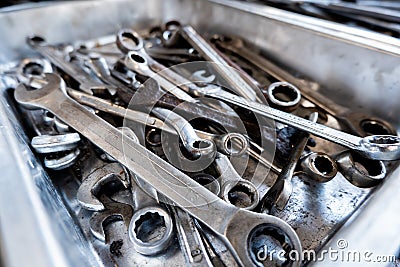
155;68;400;160
116;29;195;103
27;36;116;95
257;112;319;212
89;194;134;243
43;148;81;170
179;25;261;102
77;162;130;211
16;58;52;89
214;153;259;210
15;73;302;267
213;36;397;137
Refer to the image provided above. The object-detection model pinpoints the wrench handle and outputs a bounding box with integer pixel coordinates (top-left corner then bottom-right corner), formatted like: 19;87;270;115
209;90;362;150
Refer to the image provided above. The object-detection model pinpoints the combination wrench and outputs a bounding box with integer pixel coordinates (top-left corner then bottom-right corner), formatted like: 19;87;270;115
15;73;302;267
132;63;400;160
212;36;397;137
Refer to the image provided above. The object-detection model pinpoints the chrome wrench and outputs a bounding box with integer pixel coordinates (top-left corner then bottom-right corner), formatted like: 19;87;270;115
138;66;400;160
213;36;397;136
27;36;116;95
15;73;302;267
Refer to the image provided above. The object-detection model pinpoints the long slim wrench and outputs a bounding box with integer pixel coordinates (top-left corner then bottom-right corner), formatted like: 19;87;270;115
27;36;116;95
258;113;318;213
15;73;302;267
179;26;261;102
213;36;397;136
125;56;400;160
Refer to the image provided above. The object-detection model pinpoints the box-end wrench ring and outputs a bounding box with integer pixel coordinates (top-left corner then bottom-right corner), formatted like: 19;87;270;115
15;73;302;267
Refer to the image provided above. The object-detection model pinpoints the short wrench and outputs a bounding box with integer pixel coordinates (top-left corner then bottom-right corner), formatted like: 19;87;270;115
257;112;318;212
15;73;302;267
67;88;245;156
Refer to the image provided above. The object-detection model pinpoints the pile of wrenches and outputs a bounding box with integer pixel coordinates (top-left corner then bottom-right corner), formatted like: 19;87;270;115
5;21;400;266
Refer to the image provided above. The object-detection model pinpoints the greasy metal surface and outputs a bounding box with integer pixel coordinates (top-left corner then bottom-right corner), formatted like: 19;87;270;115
0;1;399;266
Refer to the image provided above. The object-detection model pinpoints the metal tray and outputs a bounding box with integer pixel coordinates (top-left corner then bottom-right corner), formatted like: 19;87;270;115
0;1;399;266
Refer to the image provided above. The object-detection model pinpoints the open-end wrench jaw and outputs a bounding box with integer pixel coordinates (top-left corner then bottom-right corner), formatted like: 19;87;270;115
15;73;68;109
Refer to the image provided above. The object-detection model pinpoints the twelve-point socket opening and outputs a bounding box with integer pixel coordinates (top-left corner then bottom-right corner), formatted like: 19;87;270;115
227;182;257;209
248;224;297;266
352;153;384;177
312;154;334;176
360;119;393;136
134;211;167;244
121;31;141;49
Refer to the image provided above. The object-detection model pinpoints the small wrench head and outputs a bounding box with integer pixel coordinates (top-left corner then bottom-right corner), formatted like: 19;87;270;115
335;151;386;188
128;206;174;256
77;162;130;211
190;70;216;84
124;51;149;73
116;29;144;54
266;82;301;112
44;148;80;170
221;180;260;211
300;152;338;183
89;195;134;243
215;132;249;157
359;135;400;161
31;132;80;154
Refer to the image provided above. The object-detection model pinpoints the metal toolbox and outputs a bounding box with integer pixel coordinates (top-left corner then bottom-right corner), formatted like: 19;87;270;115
0;1;399;266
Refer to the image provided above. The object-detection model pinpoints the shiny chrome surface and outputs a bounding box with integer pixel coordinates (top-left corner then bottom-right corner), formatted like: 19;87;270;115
0;0;399;266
